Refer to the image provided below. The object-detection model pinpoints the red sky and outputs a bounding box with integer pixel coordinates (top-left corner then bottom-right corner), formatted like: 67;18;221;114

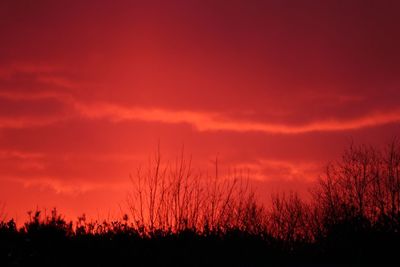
1;0;400;222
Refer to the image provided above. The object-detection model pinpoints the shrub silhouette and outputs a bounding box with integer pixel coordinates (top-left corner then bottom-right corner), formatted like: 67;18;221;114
1;140;400;266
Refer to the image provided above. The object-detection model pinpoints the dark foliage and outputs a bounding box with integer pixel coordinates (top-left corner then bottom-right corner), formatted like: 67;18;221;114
1;140;400;266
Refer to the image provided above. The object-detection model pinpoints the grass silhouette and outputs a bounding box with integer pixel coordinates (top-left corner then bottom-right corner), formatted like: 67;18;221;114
1;140;400;266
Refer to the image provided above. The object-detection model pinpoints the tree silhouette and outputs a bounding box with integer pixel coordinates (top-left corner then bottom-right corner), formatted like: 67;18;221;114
127;150;266;235
1;139;400;266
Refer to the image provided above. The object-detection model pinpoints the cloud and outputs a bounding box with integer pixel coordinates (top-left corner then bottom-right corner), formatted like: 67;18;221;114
230;159;320;181
1;174;125;195
0;116;63;129
0;62;61;80
0;91;62;101
19;177;102;194
74;102;400;134
0;150;44;160
1;88;399;134
0;91;74;129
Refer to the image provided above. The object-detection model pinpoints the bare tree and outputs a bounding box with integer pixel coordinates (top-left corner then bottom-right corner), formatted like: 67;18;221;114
127;151;266;235
268;192;311;244
311;139;400;236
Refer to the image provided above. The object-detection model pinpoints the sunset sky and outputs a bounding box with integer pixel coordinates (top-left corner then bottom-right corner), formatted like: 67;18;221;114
1;0;400;222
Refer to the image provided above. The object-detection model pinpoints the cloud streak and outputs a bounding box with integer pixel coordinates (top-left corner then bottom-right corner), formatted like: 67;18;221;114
0;116;63;129
1;88;399;133
75;103;400;134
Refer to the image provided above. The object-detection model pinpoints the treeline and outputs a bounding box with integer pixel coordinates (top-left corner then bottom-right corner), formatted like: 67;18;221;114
1;141;400;266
